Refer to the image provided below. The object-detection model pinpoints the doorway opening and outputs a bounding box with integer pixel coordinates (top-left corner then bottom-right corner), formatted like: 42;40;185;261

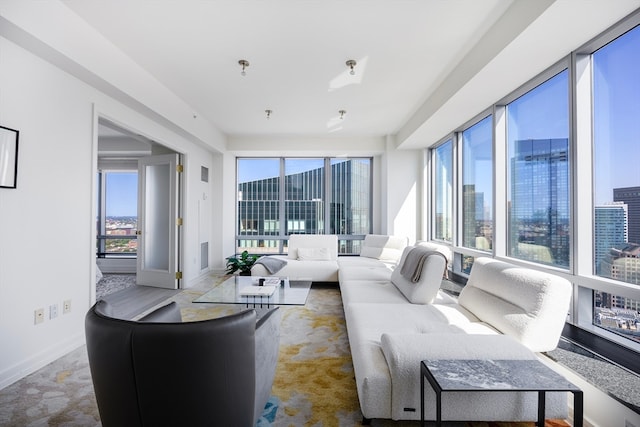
96;118;182;299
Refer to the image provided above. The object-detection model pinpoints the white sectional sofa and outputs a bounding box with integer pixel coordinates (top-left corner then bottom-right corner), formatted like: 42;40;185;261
252;234;574;423
341;244;574;423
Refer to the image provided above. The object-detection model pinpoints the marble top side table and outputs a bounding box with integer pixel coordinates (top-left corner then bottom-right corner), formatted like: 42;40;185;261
420;359;583;427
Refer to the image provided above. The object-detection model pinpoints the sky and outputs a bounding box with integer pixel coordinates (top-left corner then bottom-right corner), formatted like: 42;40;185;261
105;173;138;216
237;158;327;183
592;24;640;204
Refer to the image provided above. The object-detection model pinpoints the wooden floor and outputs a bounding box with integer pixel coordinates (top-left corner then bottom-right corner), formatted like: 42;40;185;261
102;284;180;320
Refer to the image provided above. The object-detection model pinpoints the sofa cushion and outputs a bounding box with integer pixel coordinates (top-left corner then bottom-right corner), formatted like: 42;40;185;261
359;234;408;262
458;257;572;352
297;247;332;261
338;255;397;269
340;279;458;306
338;265;394;282
390;246;447;304
340;280;409;305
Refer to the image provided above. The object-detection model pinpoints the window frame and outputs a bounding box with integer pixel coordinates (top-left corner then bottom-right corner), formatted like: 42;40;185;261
235;157;373;255
96;169;139;258
459;113;494;254
431;137;455;244
425;11;640;357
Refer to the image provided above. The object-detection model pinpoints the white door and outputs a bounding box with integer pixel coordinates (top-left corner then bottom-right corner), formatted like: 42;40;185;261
136;153;181;289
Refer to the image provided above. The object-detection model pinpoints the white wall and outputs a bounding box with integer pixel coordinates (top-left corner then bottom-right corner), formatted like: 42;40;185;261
380;136;422;243
0;33;219;389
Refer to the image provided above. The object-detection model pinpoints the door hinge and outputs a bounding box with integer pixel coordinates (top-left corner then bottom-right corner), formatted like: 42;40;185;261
176;271;183;280
176;164;184;173
176;217;183;226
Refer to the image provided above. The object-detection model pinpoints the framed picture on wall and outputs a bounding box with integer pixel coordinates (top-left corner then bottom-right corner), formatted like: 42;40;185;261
0;125;19;189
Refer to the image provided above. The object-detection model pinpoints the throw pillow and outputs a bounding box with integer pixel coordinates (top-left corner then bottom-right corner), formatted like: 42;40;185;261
297;247;331;261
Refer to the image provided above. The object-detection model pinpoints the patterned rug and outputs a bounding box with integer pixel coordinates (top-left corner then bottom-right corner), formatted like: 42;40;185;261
0;275;572;426
95;273;136;300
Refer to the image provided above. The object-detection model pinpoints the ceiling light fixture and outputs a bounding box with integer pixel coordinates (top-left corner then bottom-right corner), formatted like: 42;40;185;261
238;59;250;76
339;110;346;120
346;59;357;75
265;109;272;119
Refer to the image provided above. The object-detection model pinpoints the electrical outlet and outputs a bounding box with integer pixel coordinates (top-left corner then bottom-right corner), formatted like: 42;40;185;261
63;299;71;314
49;304;58;319
34;308;45;324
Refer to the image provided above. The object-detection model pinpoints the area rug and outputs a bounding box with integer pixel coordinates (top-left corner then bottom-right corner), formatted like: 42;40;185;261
95;273;136;300
0;276;572;426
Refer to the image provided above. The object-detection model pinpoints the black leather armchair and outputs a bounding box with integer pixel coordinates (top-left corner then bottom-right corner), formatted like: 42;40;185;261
85;300;281;427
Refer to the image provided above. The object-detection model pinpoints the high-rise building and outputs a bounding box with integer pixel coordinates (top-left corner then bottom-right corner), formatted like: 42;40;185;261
600;243;640;286
614;186;640;245
462;185;490;250
237;160;371;253
509;138;570;266
462;184;477;248
594;203;628;274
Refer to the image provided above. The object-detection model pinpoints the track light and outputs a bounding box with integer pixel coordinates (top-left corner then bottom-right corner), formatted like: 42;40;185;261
265;109;272;119
339;110;346;120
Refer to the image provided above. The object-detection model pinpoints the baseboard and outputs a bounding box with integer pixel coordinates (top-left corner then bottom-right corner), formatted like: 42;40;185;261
0;333;85;390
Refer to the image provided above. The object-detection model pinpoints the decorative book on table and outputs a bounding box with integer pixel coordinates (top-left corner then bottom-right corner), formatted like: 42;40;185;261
240;285;277;297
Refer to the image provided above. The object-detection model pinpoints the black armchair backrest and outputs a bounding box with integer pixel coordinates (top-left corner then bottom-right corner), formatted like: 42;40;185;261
85;300;257;427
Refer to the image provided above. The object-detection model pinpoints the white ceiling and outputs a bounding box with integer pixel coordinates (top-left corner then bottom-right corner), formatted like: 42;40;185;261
62;0;512;138
61;0;640;146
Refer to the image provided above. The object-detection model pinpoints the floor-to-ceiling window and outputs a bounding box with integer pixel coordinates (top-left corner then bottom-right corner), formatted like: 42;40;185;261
236;157;372;254
433;139;453;242
96;171;138;257
461;115;494;252
427;10;640;366
458;115;494;274
237;158;281;253
506;70;570;268
590;22;640;345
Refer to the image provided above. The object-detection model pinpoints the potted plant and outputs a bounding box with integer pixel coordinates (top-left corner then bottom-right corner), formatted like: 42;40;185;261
225;250;260;276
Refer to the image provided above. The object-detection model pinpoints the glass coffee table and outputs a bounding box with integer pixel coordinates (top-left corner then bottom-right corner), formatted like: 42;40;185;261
193;275;311;307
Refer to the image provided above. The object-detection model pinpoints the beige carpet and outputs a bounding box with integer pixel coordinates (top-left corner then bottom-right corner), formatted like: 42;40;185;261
0;275;571;426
